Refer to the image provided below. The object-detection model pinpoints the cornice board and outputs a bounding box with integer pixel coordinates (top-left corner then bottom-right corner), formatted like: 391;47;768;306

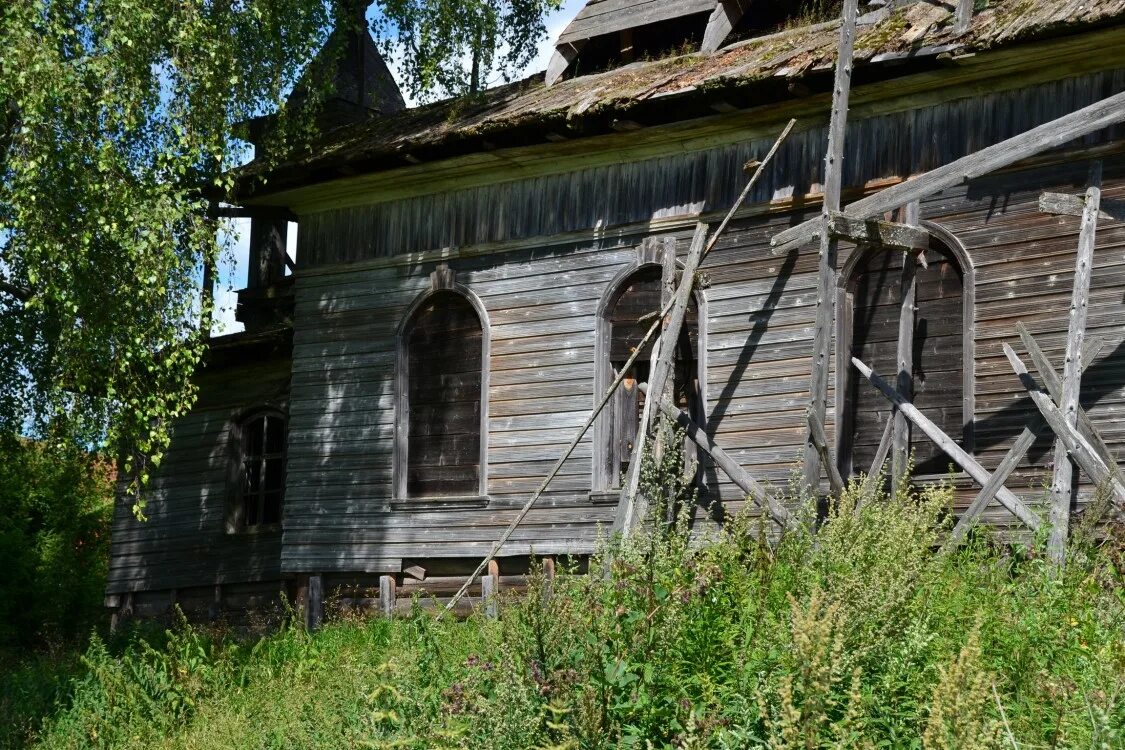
253;26;1125;215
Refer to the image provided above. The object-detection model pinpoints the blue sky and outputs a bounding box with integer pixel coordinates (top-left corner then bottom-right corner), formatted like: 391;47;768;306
211;0;586;335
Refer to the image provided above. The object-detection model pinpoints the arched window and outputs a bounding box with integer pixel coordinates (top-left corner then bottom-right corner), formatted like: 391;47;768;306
594;264;703;492
839;228;973;478
396;289;488;501
231;409;286;532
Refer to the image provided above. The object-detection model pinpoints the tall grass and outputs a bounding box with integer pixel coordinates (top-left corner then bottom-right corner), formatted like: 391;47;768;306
5;453;1124;749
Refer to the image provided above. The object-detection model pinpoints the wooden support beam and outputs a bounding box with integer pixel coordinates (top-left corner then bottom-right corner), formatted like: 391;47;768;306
892;201;921;487
851;357;1042;530
856;417;895;512
615;224;709;537
827;212;930;250
948;336;1105;547
1002;344;1125;510
483;560;500;619
379;574;396;619
644;385;794;530
1040;192;1125;221
772;91;1125;254
306;574;324;631
1018;325;1121;480
545;41;585;86
1045;163;1102;565
804;0;859;493
806;408;845;497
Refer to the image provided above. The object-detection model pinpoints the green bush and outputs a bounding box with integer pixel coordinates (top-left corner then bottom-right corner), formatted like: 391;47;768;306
0;434;113;649
7;447;1125;749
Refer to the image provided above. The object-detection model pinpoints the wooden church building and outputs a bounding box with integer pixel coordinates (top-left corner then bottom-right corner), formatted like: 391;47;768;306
107;0;1125;618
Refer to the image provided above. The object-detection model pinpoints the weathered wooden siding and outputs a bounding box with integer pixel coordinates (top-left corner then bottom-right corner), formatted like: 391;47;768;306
106;357;290;595
298;69;1125;265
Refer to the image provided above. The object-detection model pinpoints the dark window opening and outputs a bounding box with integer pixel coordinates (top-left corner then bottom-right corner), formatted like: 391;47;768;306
603;266;701;490
569;14;710;78
238;411;286;530
403;291;484;498
845;243;965;477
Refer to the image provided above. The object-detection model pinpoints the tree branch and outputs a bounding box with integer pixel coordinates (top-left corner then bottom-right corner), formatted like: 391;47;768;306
0;279;33;303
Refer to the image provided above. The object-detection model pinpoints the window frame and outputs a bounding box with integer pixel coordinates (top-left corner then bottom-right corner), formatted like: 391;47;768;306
225;405;288;535
393;283;491;509
592;249;708;495
834;220;976;479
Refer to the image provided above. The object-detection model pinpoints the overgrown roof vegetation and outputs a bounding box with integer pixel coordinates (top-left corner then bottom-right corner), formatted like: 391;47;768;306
239;0;1125;199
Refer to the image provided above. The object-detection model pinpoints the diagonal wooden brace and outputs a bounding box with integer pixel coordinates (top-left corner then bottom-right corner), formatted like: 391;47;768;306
947;336;1106;547
1002;344;1125;510
641;385;796;531
806;407;846;497
852;357;1042;530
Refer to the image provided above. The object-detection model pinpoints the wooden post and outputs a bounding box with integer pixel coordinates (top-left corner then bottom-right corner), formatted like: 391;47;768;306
772;91;1125;255
541;557;556;607
482;559;500;619
856;418;895;512
379;574;396;619
806;408;845;498
892;201;921;488
306;574;324;631
804;0;859;493
1003;344;1125;509
616;224;709;537
1043;163;1103;566
851;357;1041;530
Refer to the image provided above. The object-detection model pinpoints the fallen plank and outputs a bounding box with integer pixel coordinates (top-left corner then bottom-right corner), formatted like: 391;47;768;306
851;357;1042;530
772;90;1125;253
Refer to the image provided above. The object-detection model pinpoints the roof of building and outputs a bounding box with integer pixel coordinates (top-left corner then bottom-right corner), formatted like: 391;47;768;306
236;0;1125;202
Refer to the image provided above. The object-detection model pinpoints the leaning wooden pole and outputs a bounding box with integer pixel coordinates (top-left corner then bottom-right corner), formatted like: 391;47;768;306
439;120;797;617
1047;162;1102;567
803;0;859;492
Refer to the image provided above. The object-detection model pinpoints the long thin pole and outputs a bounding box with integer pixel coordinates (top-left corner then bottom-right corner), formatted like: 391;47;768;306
440;119;798;617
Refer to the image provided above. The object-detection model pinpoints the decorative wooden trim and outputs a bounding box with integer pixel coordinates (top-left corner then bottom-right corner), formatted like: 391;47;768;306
393;279;491;503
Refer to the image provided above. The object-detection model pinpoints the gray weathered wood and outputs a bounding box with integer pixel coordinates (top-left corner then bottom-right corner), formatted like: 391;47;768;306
828;212;930;250
772;90;1125;254
1046;162;1102;566
644;386;794;530
892;202;921;487
616;224;709;536
702;0;745;53
379;574;396;619
544;41;585;87
440;119;799;617
851;357;1042;530
856;417;894;510
1002;344;1125;510
306;574;324;631
955;0;973;34
1018;325;1122;482
483;559;500;618
948;336;1106;548
1039;192;1125;221
804;0;858;493
806;408;845;498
